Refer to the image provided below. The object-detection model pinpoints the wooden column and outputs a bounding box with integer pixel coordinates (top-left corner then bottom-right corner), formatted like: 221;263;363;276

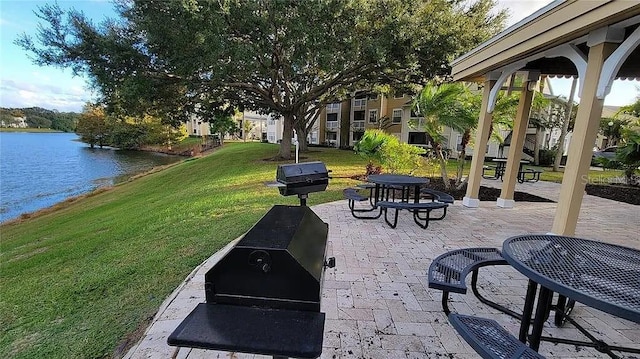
463;77;496;208
551;40;618;235
498;74;536;208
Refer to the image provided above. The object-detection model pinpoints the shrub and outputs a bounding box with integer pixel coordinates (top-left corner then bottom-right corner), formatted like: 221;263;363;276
354;129;426;175
538;149;556;166
379;140;426;174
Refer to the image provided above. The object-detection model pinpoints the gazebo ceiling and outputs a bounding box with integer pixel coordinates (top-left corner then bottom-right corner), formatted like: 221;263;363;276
451;0;640;82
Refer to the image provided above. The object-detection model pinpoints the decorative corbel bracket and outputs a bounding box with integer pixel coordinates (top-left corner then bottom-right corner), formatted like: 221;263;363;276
544;43;587;97
487;62;526;113
596;25;640;99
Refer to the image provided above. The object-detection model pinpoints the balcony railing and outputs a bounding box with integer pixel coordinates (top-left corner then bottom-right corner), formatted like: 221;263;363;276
353;98;366;110
326;121;339;130
326;103;340;113
352;121;365;131
408;117;426;129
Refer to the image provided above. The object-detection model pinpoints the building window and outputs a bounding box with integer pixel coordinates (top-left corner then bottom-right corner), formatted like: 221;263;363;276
353;131;364;141
326;113;338;122
326;132;337;146
309;131;318;144
354;111;365;122
408;132;427;145
368;109;378;123
326;103;340;112
392;109;402;123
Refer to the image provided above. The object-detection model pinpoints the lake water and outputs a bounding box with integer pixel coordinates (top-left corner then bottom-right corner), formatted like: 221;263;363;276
0;132;182;223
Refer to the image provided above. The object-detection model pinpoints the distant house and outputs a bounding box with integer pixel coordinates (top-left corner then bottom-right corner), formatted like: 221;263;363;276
186;115;211;136
0;116;28;128
238;111;270;142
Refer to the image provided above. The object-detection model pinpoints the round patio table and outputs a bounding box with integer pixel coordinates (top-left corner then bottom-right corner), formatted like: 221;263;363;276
502;234;640;354
367;174;429;204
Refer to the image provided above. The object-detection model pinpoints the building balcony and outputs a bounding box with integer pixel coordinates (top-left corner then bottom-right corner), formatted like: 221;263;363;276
326;121;339;131
353;98;366;111
326;103;340;113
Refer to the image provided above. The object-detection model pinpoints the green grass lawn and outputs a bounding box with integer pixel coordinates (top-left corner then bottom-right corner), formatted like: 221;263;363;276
0;143;619;359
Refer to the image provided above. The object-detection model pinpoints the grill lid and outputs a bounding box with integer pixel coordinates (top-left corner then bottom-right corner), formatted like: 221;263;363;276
274;161;330;200
205;205;329;311
276;161;329;184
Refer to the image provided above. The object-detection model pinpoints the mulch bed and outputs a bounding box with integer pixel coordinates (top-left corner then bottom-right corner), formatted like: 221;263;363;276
585;184;640;205
352;176;640;204
422;178;554;203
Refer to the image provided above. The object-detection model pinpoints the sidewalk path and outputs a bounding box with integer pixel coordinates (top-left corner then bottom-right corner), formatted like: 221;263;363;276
125;180;639;358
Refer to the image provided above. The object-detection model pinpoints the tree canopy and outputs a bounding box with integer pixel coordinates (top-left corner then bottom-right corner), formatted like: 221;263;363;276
18;0;506;158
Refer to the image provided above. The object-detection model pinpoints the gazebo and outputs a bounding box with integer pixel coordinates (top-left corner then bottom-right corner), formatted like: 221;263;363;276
451;0;640;235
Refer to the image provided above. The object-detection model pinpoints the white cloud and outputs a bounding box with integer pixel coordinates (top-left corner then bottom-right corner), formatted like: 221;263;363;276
496;0;555;27
1;78;92;112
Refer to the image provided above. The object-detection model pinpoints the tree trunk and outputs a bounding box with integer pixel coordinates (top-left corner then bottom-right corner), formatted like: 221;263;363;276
294;120;309;152
279;113;293;159
436;144;450;190
456;147;465;186
553;78;577;172
534;127;542;165
455;129;471;187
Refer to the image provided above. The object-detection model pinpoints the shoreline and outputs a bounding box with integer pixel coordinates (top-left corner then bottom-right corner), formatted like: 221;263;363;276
1;143;226;226
0;128;65;133
0;159;187;227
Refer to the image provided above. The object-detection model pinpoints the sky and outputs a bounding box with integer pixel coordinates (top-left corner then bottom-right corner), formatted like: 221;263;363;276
0;0;638;113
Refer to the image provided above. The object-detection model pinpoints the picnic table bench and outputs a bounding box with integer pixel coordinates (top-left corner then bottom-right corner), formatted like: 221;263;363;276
449;314;546;359
421;188;454;204
376;200;447;229
482;165;503;180
427;247;520;318
429;249;548;359
517;168;543;183
343;188;380;219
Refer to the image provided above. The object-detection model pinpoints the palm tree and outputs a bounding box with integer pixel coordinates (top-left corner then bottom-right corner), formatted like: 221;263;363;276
412;82;476;190
353;129;386;176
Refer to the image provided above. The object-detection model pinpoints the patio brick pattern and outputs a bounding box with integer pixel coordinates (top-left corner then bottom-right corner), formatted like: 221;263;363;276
125;180;640;359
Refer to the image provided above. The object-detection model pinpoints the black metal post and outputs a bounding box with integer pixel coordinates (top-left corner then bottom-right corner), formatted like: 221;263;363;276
529;286;553;351
519;280;538;343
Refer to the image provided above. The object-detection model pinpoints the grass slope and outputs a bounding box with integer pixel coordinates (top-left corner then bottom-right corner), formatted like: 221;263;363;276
0;143;365;359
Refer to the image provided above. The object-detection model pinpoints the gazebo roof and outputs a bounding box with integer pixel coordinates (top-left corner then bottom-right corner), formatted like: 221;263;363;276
451;0;640;82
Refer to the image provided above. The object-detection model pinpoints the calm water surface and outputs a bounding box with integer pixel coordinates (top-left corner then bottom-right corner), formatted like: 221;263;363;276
0;132;182;223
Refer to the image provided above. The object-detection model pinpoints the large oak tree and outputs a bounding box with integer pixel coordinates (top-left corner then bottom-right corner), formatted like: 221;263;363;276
18;0;505;159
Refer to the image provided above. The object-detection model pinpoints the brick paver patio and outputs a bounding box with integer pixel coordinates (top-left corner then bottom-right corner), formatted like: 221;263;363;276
125;180;640;359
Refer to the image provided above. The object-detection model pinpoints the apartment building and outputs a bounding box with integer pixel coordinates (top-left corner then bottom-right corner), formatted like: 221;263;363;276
314;91;505;158
186;111;272;141
186;115;211;136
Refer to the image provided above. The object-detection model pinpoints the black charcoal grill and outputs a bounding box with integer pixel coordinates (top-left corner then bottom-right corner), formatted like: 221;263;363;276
168;162;334;359
274;161;330;205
